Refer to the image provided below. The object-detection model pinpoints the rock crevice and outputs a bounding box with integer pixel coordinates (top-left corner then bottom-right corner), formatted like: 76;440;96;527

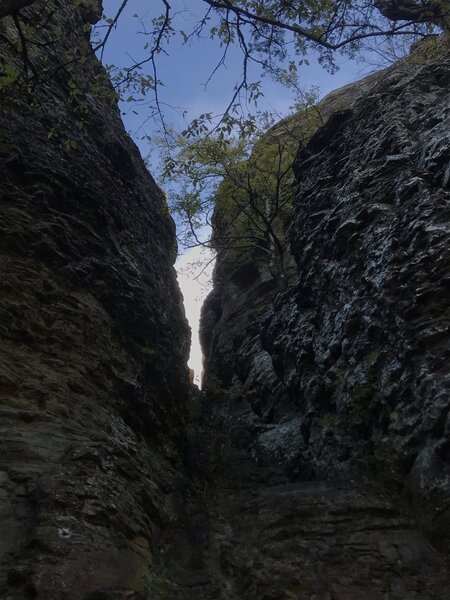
1;2;449;597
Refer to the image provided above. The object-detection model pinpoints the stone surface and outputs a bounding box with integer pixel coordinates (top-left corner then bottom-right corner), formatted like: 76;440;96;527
200;65;393;397
289;56;450;548
0;2;190;598
199;54;450;597
1;2;450;598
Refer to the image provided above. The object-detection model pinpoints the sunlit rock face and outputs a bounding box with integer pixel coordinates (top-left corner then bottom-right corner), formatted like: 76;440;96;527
199;56;450;597
0;2;190;598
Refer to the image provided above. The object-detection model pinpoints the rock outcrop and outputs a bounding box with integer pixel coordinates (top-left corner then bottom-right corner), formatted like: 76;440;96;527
200;55;450;597
0;2;190;598
200;65;392;400
1;2;450;598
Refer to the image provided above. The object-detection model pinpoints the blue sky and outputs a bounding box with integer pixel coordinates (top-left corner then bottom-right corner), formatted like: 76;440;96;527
98;0;382;384
99;1;375;163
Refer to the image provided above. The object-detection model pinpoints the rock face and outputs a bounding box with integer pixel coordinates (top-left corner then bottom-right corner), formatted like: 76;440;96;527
1;2;450;598
289;57;450;546
200;56;450;597
0;2;190;598
200;65;391;403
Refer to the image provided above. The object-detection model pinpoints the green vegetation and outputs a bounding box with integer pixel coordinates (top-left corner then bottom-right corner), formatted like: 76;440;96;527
322;352;381;427
347;380;379;425
407;32;450;64
321;349;404;435
0;0;447;247
142;572;172;600
95;0;448;128
1;1;447;140
159;96;324;285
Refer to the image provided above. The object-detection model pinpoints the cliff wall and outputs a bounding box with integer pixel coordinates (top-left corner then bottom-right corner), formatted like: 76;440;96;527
201;66;391;395
199;55;450;597
1;2;450;598
0;2;190;598
289;56;450;544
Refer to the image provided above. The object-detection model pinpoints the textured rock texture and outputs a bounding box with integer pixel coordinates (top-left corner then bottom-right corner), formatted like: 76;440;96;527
200;55;450;597
0;2;191;598
201;66;391;398
289;57;450;547
2;2;450;598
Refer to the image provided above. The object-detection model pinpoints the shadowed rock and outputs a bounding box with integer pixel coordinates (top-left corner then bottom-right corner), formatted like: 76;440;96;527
199;53;450;598
0;2;190;598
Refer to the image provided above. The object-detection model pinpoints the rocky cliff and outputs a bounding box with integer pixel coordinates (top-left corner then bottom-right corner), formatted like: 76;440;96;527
200;66;391;395
200;54;450;597
1;1;450;598
0;2;191;598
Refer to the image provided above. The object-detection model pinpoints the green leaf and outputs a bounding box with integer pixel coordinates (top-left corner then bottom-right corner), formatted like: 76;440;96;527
0;64;20;91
